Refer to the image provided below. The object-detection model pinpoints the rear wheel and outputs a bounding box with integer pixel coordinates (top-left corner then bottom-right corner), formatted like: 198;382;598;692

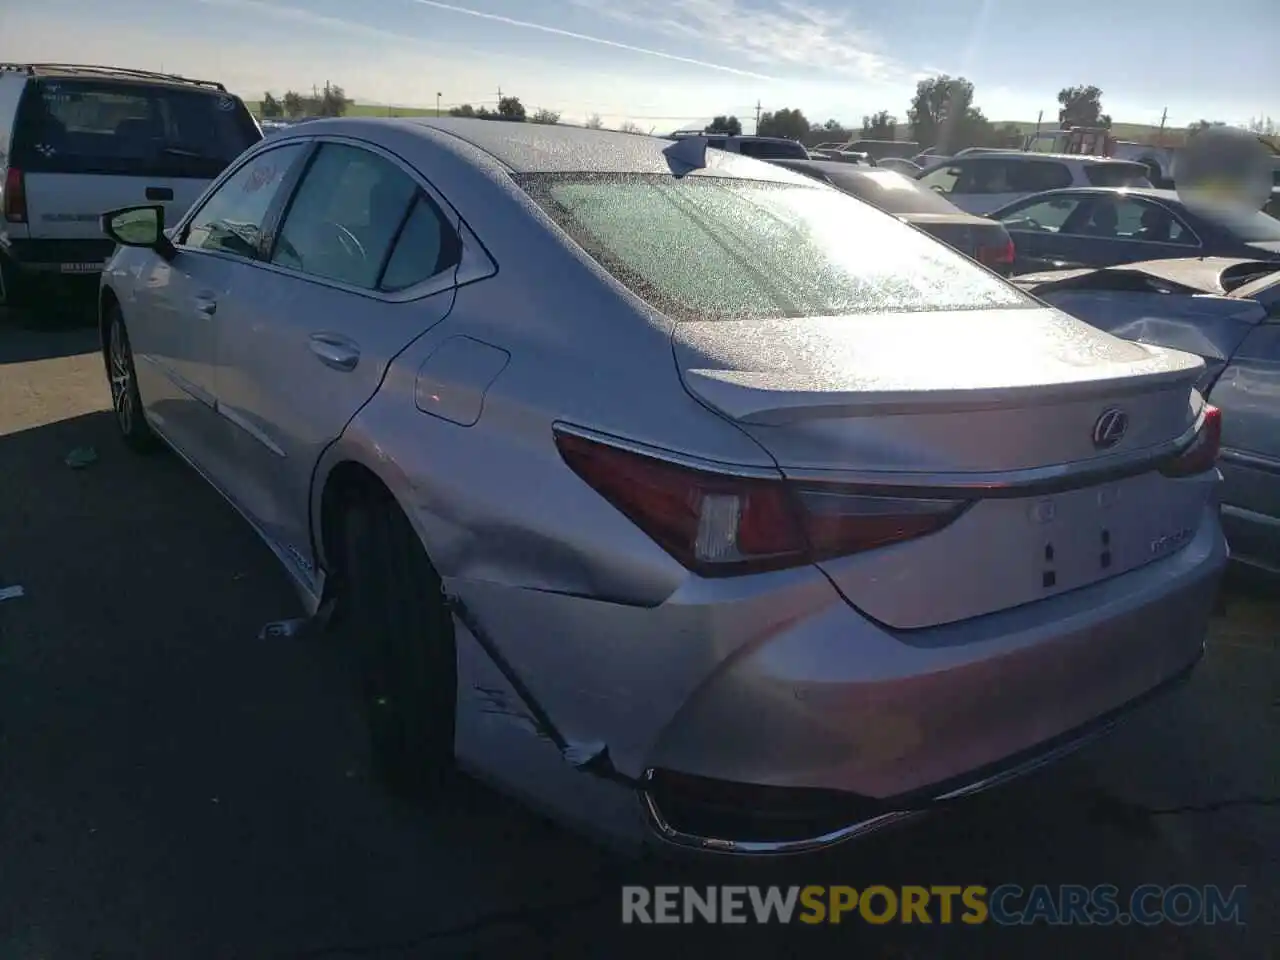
106;306;159;452
338;494;458;800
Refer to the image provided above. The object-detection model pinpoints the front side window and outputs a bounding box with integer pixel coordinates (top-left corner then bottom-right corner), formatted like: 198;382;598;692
1010;161;1073;192
518;173;1030;322
182;143;305;259
271;144;419;289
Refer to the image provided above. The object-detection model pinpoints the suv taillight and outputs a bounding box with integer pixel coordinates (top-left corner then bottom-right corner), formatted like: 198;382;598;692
1160;405;1221;478
2;167;26;223
555;430;970;576
978;239;1015;270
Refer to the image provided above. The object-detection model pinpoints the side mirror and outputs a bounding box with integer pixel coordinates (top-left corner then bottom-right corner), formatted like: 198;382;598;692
101;205;176;260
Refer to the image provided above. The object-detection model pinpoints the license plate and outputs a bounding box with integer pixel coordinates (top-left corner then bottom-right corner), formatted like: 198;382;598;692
60;262;105;274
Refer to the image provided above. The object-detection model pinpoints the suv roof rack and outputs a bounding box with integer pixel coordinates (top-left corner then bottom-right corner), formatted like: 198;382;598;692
0;62;227;92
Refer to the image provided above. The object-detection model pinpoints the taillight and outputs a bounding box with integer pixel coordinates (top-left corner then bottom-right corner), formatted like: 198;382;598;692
978;239;1015;269
2;167;26;223
1160;405;1221;478
554;430;970;576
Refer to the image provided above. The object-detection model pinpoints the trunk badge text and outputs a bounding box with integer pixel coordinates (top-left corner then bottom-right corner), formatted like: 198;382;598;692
1092;408;1129;449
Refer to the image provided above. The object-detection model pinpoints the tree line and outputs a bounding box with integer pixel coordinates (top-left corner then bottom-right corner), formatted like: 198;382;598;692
260;83;352;119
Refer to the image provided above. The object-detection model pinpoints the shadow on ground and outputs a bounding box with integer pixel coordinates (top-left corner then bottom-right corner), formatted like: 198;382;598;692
0;410;1274;958
0;299;100;364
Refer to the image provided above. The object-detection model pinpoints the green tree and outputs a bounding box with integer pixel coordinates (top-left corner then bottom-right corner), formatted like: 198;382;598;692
585;113;603;129
497;96;526;121
704;115;742;136
756;107;809;141
618;120;645;134
260;92;283;118
860;110;896;139
908;75;989;152
531;107;561;125
448;103;476;117
317;83;350;118
282;90;305;119
1057;85;1111;129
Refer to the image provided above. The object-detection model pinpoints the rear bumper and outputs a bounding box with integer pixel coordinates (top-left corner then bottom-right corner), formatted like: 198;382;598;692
448;505;1225;859
1;237;115;277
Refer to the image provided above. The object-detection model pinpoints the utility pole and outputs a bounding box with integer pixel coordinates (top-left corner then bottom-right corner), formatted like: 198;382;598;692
1158;106;1168;145
754;100;762;133
497;85;502;105
436;92;442;116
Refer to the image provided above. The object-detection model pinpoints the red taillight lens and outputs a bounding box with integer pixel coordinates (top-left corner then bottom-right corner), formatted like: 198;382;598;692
555;430;969;576
978;239;1015;268
1160;405;1221;478
2;168;26;223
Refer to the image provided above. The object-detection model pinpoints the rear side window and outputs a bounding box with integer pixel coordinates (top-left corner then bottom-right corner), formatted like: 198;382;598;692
518;173;1030;322
1008;161;1073;192
1085;162;1153;188
12;79;261;178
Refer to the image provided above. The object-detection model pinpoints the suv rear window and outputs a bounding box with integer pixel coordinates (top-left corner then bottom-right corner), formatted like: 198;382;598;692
518;173;1029;322
1085;162;1153;188
12;79;262;178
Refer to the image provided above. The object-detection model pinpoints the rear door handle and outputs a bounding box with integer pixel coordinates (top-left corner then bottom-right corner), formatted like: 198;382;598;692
146;186;174;201
309;333;360;372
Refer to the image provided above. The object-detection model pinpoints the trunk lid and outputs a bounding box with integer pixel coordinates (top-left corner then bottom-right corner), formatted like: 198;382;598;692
672;306;1211;628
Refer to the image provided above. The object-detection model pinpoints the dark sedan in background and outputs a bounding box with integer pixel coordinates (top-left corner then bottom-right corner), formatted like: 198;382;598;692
769;159;1016;274
989;187;1280;275
1019;257;1280;574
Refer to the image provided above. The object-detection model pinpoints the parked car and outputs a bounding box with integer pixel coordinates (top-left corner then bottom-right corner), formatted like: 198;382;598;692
671;132;809;160
989;187;1280;274
98;118;1225;857
915;152;1151;214
768;159;1016;274
876;157;922;176
1017;256;1280;574
0;62;262;309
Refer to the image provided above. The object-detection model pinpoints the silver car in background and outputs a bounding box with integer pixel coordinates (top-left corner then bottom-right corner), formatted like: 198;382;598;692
97;118;1227;857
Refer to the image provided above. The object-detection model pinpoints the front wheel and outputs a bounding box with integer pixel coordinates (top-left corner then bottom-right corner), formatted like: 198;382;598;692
106;306;158;452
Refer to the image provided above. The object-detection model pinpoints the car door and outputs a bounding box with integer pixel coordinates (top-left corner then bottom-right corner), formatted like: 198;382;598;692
991;193;1094;272
128;140;307;471
211;138;463;584
1210;315;1280;573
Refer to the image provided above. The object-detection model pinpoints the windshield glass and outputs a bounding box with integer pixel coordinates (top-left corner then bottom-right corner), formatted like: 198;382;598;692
518;173;1030;321
14;79;262;178
1200;204;1280;242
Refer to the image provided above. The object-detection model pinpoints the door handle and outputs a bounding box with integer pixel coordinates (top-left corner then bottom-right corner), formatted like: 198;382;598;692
146;186;174;201
194;295;217;317
309;333;360;372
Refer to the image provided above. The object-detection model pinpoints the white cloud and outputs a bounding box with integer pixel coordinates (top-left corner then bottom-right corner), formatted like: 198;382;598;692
571;0;899;81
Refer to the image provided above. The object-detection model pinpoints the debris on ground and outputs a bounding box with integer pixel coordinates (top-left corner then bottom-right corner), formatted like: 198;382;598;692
0;585;25;602
64;446;99;469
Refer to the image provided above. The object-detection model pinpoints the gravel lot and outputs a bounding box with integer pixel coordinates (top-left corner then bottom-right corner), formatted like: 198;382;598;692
0;304;1276;959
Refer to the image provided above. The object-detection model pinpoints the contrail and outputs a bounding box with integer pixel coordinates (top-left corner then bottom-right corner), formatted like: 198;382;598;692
412;0;775;80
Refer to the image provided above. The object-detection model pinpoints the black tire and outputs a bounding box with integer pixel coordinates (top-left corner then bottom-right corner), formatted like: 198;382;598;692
339;495;458;800
105;306;159;453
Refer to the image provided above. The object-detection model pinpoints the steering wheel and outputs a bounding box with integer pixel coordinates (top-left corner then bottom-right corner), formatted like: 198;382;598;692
327;222;367;263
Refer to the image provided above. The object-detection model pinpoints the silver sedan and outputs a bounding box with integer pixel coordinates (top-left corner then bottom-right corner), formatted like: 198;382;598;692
97;118;1227;857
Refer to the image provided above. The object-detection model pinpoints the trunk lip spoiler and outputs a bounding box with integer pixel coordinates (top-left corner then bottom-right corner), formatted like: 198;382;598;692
553;409;1207;501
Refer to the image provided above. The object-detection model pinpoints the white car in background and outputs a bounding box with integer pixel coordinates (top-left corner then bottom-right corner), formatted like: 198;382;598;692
916;152;1152;215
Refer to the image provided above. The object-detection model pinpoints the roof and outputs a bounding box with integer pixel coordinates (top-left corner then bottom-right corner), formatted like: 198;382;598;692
381;117;814;179
938;151;1147;164
0;62;226;91
1005;185;1180;202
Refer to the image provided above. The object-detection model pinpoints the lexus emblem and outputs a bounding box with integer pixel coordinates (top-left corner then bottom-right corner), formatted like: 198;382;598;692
1092;408;1129;449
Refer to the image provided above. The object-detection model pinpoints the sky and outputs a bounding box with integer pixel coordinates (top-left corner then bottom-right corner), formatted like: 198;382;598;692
3;0;1277;132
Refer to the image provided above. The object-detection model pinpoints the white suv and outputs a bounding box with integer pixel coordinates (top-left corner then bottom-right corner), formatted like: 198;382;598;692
915;152;1152;215
0;63;262;309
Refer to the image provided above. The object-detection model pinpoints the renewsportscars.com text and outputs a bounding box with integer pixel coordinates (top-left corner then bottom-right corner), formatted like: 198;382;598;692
621;884;1247;926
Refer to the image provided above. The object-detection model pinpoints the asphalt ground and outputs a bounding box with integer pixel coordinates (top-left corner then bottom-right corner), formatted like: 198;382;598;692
0;301;1276;959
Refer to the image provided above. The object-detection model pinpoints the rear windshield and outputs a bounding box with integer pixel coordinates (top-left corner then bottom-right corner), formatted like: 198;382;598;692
737;139;809;160
1085;162;1153;188
517;173;1030;321
13;79;262;178
826;169;963;214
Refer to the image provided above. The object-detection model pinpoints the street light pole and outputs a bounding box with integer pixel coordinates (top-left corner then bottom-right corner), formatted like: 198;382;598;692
437;92;442;116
